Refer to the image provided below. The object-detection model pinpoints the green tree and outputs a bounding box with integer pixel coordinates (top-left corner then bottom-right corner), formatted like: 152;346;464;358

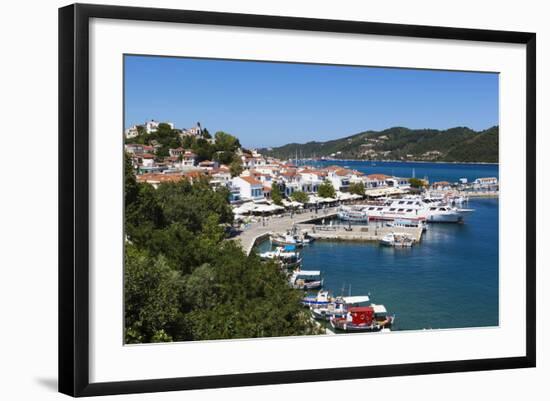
124;246;182;344
155;179;233;232
214;131;241;152
191;138;214;161
124;152;138;207
271;184;283;205
290;190;309;204
229;160;243;177
182;243;319;340
349;182;365;196
318;180;336;198
213;150;235;165
409;177;427;188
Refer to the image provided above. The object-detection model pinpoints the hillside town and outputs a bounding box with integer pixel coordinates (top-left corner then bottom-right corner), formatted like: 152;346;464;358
125;120;499;217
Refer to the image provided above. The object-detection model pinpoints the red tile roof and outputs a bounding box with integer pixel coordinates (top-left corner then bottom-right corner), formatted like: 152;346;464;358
239;176;262;185
367;174;390;180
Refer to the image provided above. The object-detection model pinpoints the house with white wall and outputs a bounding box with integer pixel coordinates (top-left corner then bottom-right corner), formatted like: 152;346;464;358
232;176;264;201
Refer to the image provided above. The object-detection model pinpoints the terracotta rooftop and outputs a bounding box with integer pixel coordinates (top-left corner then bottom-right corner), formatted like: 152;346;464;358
238;176;263;185
366;174;391;180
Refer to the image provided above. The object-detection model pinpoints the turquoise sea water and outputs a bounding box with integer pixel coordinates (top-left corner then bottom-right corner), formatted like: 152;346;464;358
257;162;499;331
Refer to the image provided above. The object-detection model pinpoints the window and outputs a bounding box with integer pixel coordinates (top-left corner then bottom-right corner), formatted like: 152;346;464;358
406;209;413;212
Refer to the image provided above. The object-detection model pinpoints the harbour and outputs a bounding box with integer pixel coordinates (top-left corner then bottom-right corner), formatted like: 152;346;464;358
245;161;499;334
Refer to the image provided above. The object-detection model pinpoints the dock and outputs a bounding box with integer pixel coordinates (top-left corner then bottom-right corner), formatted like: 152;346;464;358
233;206;340;255
233;205;424;254
297;223;423;243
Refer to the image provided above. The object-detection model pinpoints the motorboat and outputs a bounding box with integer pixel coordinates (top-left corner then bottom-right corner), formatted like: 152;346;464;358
379;232;414;247
271;233;303;247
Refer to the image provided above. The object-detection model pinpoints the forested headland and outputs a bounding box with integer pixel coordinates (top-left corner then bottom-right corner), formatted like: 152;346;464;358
260;126;499;163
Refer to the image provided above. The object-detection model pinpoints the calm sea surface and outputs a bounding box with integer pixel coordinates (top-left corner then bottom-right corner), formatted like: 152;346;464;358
256;161;499;331
314;159;498;183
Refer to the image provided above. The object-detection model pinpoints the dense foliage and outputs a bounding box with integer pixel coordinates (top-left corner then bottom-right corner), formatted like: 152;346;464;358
260;126;499;163
408;178;427;189
290;190;309;204
124;154;318;343
318;180;336;199
126;125;243;164
271;184;283;205
348;182;365;196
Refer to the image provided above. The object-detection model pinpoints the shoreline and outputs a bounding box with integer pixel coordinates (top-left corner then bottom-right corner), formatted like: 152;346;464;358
298;158;499;166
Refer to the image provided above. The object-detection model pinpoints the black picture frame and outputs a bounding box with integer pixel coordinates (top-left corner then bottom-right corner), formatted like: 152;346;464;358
59;3;536;397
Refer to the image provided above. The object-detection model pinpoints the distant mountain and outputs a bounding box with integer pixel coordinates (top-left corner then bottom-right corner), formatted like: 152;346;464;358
259;126;499;163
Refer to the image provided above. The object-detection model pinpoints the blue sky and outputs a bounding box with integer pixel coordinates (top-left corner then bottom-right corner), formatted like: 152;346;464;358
124;55;499;148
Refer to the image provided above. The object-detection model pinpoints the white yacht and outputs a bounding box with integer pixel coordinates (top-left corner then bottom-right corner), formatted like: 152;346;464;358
341;196;468;223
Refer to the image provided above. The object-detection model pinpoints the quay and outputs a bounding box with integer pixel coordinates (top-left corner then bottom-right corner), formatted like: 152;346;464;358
234;206;340;255
233;205;423;254
297;223;423;243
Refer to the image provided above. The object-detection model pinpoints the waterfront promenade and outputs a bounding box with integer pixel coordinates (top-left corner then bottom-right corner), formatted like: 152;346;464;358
233;205;424;254
233;206;340;255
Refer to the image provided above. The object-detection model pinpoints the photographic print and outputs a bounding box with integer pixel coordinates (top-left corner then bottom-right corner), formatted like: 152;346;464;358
123;55;499;344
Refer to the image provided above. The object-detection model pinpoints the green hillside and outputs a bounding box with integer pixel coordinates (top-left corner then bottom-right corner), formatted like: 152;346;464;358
259;126;499;163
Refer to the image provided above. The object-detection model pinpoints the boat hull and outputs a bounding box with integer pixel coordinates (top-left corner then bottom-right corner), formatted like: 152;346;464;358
427;213;463;223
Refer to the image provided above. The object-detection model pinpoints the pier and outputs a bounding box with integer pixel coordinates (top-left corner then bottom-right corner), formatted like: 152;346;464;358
233;206;340;255
297;223;423;243
233;206;424;254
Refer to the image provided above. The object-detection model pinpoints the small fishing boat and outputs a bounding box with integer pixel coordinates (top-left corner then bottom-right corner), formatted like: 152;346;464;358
259;247;303;268
311;295;370;321
278;257;303;269
379;232;414;247
270;234;304;247
259;247;297;260
330;305;394;332
289;269;323;290
302;290;332;307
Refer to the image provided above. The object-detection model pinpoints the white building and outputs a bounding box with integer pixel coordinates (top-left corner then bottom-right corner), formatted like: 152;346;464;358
180;126;202;137
232;176;264;201
145;120;174;134
124;143;144;155
124;125;139;139
365;174;391;189
181;150;197;167
474;177;498;186
327;169;351;191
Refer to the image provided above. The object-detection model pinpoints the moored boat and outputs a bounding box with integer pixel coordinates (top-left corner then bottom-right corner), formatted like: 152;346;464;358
302;290;332;307
330;305;394;332
379;232;414;247
338;207;370;222
289;269;323;290
271;233;304;247
311;295;370;321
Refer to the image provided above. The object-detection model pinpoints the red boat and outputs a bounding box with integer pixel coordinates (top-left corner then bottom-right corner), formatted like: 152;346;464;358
330;305;394;332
